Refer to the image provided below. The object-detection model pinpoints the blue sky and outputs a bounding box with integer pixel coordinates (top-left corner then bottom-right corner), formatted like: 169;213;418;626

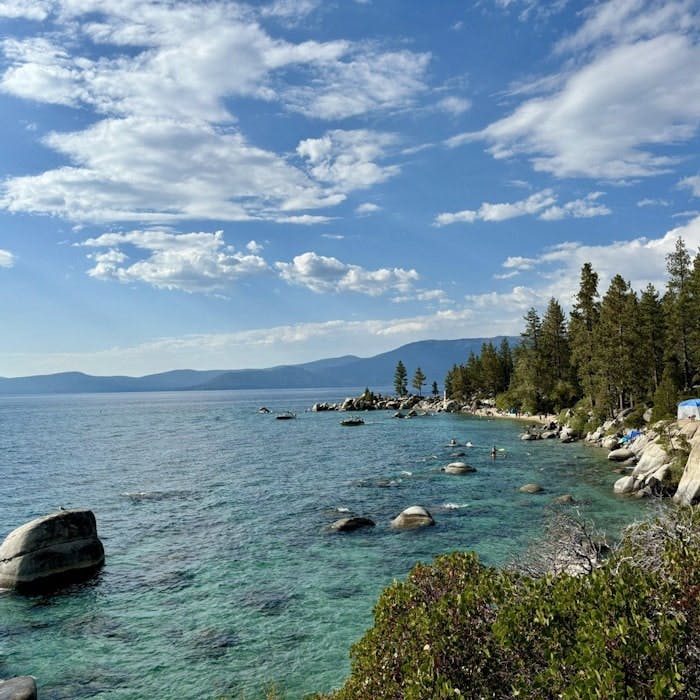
1;0;700;377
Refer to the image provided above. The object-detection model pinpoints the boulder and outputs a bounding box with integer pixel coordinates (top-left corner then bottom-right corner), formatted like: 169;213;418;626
613;475;638;495
632;442;670;478
607;448;636;462
519;483;544;494
443;462;476;475
0;677;37;700
601;436;620;451
390;506;435;529
0;509;104;592
441;399;460;413
329;516;375;532
674;442;700;506
553;494;575;504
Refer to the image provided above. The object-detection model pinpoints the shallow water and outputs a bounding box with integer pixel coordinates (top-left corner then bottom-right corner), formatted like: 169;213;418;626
0;389;651;698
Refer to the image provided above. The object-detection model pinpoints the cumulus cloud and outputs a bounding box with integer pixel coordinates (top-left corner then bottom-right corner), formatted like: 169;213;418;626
0;0;428;224
355;202;381;216
274;251;419;296
0;248;15;267
434;189;609;226
79;229;269;292
452;2;700;181
297;129;400;192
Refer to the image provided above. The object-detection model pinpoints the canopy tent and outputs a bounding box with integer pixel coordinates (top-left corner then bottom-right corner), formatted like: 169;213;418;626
677;399;700;420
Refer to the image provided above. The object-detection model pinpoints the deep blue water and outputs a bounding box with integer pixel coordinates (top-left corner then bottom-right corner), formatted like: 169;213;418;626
0;389;651;699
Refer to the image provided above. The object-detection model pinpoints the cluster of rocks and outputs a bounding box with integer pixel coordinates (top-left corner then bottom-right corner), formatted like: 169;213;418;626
329;505;436;532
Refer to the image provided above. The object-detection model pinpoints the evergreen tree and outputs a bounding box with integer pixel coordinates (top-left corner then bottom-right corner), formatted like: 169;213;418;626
394;360;408;397
412;367;427;396
431;381;439;398
665;238;694;391
479;342;501;397
569;262;600;408
592;275;642;414
497;337;514;394
638;283;665;398
539;298;574;410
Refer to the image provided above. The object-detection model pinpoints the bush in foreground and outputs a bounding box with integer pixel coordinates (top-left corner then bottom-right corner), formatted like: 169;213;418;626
312;507;700;699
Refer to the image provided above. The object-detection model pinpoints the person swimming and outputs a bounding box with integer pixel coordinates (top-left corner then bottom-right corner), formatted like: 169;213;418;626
491;446;497;459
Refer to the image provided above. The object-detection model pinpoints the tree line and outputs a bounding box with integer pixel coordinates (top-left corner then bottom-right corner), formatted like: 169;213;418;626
442;237;700;421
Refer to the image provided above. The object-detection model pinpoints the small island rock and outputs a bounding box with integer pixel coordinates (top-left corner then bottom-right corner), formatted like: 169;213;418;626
0;677;37;700
390;506;435;529
0;509;104;592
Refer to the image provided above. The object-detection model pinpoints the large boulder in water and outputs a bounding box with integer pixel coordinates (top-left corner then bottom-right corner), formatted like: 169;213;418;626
0;509;104;592
443;462;476;475
0;677;37;700
390;506;435;529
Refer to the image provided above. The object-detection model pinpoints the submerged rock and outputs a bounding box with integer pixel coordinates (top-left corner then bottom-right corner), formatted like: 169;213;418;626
0;509;104;593
519;483;544;494
329;516;376;532
0;677;37;700
390;506;435;529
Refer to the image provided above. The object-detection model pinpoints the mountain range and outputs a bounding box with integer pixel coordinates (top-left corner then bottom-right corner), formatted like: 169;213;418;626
0;336;516;395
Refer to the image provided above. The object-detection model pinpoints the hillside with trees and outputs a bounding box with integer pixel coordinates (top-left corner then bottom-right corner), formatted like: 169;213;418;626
444;238;700;424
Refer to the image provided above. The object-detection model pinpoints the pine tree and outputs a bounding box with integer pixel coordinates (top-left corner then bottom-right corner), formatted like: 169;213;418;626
638;283;665;398
665;238;694;391
539;298;574;409
432;381;439;398
592;275;641;414
497;337;514;393
412;367;426;396
569;262;600;408
394;360;408;397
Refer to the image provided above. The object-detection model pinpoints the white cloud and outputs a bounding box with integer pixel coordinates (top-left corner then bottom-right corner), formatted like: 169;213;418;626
355;202;381;215
0;1;428;224
556;0;699;54
0;248;15;267
79;229;269;292
274;251;419;296
1;117;342;223
637;198;671;207
0;0;51;20
437;96;471;116
297;129;400;192
434;189;609;226
679;175;700;197
282;48;430;119
460;31;700;179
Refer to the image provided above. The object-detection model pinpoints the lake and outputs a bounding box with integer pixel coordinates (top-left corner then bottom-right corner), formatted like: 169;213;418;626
0;389;652;699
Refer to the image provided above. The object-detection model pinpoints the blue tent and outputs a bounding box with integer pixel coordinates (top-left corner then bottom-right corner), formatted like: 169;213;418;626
677;399;700;420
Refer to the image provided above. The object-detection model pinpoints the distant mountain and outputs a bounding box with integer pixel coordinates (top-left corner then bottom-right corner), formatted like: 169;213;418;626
0;337;517;395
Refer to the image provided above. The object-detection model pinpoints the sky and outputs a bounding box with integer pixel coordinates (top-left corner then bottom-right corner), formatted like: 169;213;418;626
1;0;700;377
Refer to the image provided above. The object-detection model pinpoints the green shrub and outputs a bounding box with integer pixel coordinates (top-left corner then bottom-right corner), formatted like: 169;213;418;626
319;509;700;699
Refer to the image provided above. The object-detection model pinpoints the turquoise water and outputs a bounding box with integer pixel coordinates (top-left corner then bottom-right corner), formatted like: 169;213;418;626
0;389;652;699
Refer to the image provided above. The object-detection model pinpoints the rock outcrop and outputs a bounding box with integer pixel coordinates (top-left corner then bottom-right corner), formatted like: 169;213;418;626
0;677;37;700
390;506;435;529
0;509;104;592
674;441;700;505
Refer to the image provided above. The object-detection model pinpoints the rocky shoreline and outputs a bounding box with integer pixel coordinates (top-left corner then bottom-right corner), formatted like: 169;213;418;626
316;391;700;506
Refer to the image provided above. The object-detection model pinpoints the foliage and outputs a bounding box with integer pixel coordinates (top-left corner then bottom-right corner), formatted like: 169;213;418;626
480;241;700;422
623;404;648;429
412;367;427;396
393;360;408;397
318;508;700;699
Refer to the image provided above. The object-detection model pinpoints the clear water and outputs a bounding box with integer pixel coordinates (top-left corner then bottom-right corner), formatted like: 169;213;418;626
0;389;652;699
